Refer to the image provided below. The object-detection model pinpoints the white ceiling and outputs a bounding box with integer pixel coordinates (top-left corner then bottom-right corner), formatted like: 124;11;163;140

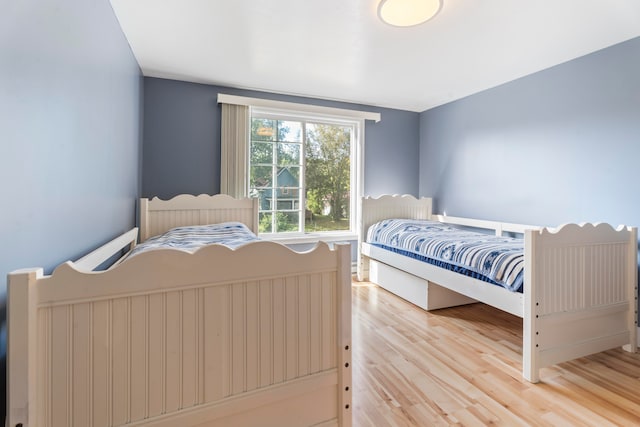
110;0;640;112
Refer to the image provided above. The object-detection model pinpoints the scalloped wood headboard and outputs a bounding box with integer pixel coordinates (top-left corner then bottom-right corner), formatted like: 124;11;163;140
139;194;259;241
357;194;433;280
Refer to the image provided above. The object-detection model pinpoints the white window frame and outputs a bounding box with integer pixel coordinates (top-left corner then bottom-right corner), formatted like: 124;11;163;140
218;94;381;243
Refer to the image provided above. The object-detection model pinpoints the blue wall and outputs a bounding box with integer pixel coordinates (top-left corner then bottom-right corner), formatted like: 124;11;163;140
0;0;142;282
0;0;142;420
143;78;420;200
419;37;640;229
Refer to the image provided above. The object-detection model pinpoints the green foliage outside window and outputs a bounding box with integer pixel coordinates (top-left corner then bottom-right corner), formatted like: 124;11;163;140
250;115;352;233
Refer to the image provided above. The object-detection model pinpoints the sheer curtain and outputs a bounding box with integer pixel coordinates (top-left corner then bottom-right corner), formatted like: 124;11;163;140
220;103;249;198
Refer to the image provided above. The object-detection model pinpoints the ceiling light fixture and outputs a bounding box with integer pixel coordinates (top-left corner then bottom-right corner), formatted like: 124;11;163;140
378;0;442;27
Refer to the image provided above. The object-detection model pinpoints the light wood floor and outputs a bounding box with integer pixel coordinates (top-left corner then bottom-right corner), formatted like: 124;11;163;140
351;282;640;426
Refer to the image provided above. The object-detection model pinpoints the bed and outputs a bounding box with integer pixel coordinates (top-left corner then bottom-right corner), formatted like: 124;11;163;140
7;194;352;427
357;194;638;383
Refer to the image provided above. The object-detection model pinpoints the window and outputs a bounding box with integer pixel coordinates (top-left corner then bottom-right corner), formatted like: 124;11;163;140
218;94;380;238
250;110;359;235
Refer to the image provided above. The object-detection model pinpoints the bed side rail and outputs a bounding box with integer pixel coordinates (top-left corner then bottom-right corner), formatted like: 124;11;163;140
434;214;540;236
72;227;138;271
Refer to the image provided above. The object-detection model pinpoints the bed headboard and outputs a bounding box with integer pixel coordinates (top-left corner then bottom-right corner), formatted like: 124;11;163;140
360;194;433;237
139;194;260;242
357;194;432;280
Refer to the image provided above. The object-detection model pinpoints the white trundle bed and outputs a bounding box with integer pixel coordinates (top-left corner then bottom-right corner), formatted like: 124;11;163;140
7;194;352;427
357;194;637;383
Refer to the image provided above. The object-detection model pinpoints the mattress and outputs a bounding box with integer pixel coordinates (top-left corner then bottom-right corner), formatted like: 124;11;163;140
366;219;525;292
130;222;259;257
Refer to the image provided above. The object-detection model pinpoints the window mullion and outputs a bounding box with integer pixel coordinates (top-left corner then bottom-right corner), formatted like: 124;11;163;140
272;132;278;233
300;121;307;233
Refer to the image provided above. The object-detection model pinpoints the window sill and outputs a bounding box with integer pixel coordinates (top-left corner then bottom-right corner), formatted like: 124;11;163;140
259;231;357;245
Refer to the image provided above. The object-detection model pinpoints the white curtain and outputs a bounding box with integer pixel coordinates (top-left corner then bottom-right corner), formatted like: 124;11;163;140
220;103;249;198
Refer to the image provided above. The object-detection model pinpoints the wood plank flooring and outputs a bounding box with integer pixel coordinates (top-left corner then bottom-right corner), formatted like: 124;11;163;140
351;282;640;426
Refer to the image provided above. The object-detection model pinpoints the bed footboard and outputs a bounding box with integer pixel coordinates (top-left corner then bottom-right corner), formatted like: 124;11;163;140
524;223;638;382
7;241;352;427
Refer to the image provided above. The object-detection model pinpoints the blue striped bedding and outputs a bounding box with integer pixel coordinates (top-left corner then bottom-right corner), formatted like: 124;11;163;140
130;222;259;257
366;219;525;292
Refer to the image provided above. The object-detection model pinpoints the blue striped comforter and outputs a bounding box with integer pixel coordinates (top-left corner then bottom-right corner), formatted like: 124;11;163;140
367;219;525;292
130;222;259;257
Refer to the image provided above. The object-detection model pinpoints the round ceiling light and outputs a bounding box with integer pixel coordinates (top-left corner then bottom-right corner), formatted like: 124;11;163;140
378;0;442;27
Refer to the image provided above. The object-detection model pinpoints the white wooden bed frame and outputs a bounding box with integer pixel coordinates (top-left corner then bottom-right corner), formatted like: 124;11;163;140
357;194;638;383
7;194;352;427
